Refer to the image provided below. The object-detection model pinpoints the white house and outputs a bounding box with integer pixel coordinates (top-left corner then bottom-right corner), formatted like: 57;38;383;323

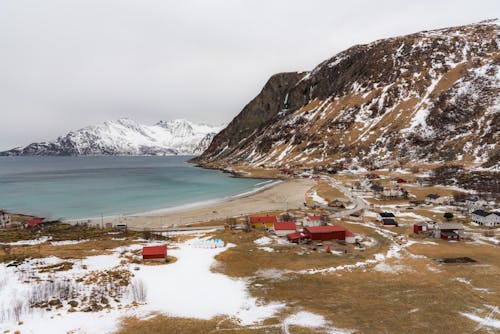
465;197;488;212
471;210;500;227
303;215;322;227
0;211;10;228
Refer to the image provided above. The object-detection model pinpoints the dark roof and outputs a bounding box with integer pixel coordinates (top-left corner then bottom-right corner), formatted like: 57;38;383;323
379;212;395;218
426;194;440;199
441;231;459;237
472;209;490;217
382;218;398;225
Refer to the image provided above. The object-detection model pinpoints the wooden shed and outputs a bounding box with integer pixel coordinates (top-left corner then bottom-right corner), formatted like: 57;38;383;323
142;245;167;261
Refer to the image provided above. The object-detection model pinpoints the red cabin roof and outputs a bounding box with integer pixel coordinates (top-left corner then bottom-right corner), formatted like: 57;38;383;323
345;230;355;237
304;225;346;234
274;221;296;231
250;216;278;224
396;178;407;183
142;245;167;258
287;232;306;241
26;218;43;228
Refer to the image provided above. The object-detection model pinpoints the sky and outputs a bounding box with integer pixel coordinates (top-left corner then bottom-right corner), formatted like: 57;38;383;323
0;0;498;150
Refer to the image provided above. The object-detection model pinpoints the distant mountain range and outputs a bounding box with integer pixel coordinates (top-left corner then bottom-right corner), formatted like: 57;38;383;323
196;20;499;169
1;119;224;156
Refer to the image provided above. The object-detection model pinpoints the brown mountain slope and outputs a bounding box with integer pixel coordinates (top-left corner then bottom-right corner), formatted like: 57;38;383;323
197;21;499;169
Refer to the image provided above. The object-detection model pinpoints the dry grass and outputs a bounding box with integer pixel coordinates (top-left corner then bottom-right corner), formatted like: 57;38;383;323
116;314;284;334
0;238;136;263
211;226;388;278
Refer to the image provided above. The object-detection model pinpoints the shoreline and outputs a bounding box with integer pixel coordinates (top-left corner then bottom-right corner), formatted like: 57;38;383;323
64;179;283;223
81;178;315;229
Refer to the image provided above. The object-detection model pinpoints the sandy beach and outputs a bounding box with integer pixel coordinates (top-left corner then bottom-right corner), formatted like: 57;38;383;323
104;178;315;229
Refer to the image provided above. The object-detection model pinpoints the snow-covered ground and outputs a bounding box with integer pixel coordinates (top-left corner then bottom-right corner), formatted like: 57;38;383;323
0;236;284;333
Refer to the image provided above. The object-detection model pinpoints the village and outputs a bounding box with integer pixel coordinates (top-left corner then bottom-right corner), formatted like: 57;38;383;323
0;165;499;333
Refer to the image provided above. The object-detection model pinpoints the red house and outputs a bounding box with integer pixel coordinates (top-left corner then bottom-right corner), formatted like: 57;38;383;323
396;178;407;184
26;218;43;228
287;232;306;243
273;221;297;236
303;226;347;241
142;245;167;261
280;168;294;175
250;216;277;229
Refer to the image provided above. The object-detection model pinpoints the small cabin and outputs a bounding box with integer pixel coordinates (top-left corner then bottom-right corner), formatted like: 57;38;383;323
142;245;167;261
287;232;307;243
26;218;43;229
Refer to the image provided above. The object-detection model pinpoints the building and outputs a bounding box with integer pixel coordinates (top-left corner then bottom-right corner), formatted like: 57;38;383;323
142;245;167;261
303;215;322;227
379;212;395;219
26;218;43;229
466;197;488;212
249;216;277;229
382;187;404;198
303;225;347;241
280;168;294;175
471;210;500;227
287;232;307;243
273;221;297;237
433;223;464;240
425;194;450;205
381;218;398;227
413;222;428;234
0;211;11;228
390;178;407;185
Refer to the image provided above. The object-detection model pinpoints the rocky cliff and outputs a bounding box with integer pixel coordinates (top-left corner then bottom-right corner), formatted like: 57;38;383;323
197;21;499;169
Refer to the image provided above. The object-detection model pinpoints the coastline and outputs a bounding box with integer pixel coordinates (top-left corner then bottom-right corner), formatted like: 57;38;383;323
80;178;315;229
65;178;283;223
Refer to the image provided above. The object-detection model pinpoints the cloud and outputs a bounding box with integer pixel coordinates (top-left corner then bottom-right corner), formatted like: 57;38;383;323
0;0;498;149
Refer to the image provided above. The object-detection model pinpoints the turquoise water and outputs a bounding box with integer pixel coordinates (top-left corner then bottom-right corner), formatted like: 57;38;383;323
0;156;269;219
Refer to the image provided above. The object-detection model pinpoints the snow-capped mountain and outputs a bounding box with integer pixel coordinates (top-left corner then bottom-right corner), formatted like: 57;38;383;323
1;119;224;156
196;20;500;169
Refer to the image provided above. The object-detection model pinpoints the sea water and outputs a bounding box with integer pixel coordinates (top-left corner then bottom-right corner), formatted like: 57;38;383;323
0;156;270;219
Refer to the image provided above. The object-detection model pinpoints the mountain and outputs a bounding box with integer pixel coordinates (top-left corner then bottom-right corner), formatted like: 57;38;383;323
1;119;224;156
196;21;499;169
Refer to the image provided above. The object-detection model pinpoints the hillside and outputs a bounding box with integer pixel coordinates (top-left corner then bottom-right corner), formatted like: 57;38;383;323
196;21;499;169
1;119;223;156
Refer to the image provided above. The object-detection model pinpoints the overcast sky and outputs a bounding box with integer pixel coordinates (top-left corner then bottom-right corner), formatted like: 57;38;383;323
0;0;498;149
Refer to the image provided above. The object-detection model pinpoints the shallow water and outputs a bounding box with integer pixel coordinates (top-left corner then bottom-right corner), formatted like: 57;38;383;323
0;156;268;219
